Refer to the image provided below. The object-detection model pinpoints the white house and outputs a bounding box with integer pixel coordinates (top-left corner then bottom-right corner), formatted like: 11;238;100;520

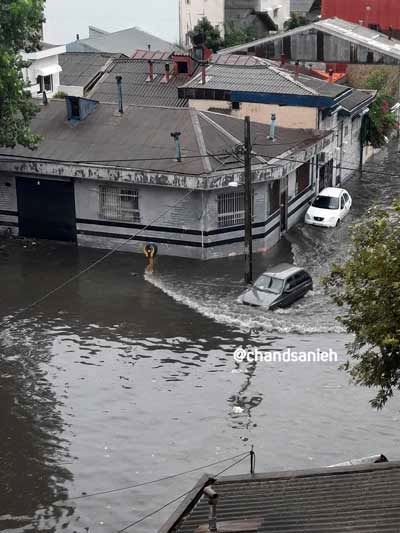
179;0;225;48
21;43;66;98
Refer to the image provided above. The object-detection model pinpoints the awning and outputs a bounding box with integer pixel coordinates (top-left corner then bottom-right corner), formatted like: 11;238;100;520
35;64;62;77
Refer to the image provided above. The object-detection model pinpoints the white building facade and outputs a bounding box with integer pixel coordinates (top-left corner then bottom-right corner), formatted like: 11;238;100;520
21;44;66;98
179;0;225;48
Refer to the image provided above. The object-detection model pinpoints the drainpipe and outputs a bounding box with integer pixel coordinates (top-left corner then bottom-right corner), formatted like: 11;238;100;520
203;486;218;532
170;131;182;162
116;75;123;114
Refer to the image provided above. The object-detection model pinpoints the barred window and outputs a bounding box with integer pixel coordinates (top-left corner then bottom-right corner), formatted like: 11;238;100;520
218;191;245;227
217;191;254;228
99;185;140;222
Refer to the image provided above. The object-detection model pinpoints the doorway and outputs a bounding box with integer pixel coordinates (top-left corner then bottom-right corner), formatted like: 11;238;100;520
16;177;77;242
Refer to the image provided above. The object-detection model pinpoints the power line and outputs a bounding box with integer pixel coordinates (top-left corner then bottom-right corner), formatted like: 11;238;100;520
0;189;194;328
66;451;249;502
116;452;251;533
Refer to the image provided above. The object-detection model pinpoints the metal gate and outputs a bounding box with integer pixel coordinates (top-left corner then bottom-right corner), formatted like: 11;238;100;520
16;177;77;242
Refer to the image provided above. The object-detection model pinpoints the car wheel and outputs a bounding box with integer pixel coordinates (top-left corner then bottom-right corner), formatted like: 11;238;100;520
335;219;341;227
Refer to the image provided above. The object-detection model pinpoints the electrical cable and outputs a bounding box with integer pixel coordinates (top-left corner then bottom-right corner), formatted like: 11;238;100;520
116;452;251;533
0;189;194;328
65;451;249;501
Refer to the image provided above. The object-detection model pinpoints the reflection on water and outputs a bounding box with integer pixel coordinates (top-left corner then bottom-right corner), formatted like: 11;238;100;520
0;144;400;532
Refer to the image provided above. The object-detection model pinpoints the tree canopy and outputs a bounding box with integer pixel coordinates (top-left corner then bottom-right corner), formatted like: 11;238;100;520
284;13;308;30
0;0;45;149
223;21;257;49
362;71;398;148
324;202;400;409
189;17;223;52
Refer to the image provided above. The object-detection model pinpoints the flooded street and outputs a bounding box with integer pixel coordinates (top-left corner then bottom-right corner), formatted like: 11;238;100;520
1;143;400;533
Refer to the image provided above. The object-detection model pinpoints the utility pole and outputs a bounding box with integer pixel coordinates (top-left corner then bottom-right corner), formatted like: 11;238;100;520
244;116;253;285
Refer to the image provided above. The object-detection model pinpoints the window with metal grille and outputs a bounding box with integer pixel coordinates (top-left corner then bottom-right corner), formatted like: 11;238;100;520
295;162;310;195
217;191;254;228
218;191;245;227
99;186;140;222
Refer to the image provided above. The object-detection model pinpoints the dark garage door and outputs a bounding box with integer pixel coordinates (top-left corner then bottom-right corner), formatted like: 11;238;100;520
16;177;77;242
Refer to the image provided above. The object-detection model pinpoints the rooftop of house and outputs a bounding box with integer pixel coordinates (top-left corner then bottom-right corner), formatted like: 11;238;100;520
59;52;123;90
220;17;400;61
160;460;400;533
88;57;195;107
0;99;329;177
65;25;178;56
179;62;374;112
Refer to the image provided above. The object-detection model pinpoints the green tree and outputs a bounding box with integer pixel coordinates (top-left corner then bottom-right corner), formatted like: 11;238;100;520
189;17;223;52
324;202;400;409
223;21;257;48
362;71;397;148
284;13;307;30
0;0;45;149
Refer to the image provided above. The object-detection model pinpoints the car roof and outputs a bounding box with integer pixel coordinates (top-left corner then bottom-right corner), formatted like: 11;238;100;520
319;187;347;198
261;263;306;280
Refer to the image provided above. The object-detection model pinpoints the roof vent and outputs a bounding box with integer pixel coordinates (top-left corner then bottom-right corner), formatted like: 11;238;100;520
66;96;98;122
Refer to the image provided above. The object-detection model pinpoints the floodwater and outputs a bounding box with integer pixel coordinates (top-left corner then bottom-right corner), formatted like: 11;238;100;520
1;143;400;533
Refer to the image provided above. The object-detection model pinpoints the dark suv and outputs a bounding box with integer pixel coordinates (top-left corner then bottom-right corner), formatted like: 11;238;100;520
237;263;313;309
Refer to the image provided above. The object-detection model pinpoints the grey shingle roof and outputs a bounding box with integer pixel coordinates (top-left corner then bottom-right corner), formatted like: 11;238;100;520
161;462;400;532
0;100;328;177
89;58;190;107
59;52;121;89
65;26;178;56
181;64;317;96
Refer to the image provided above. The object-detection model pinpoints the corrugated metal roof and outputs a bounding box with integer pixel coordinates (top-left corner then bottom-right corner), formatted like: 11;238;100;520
162;462;400;532
59;52;120;89
65;26;178;56
0;100;328;177
89;59;190;108
181;63;317;96
339;89;376;112
220;17;400;61
210;53;272;66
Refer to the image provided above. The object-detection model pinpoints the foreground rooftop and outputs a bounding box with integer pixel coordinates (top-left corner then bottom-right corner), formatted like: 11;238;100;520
161;461;400;532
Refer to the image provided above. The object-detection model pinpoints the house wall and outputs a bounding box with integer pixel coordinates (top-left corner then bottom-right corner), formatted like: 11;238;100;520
23;54;62;97
179;0;225;48
189;99;318;128
74;179;206;259
0;174;18;236
58;85;84;97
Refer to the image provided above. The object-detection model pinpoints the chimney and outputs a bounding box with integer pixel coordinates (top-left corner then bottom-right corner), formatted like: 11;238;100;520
203;486;218;532
328;68;334;83
162;63;170;83
268;113;277;141
295;60;300;80
116;75;123;114
280;53;286;66
388;26;393;40
76;33;80;41
146;60;154;82
170;131;182;162
201;62;207;85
